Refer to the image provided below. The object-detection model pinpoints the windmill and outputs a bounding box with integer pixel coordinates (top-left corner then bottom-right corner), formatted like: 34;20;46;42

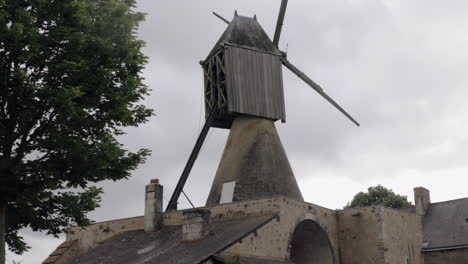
166;0;359;211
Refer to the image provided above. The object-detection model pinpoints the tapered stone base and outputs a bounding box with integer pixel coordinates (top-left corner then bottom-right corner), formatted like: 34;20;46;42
206;116;303;206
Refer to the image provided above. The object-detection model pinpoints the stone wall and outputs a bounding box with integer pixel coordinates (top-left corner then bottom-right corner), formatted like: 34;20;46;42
165;196;340;262
337;206;423;264
163;196;281;226
219;197;339;262
381;208;423;264
424;249;468;264
337;207;385;264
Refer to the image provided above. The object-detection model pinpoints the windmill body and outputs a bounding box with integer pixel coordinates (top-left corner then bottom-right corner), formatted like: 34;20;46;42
166;8;359;211
203;15;286;129
202;15;303;205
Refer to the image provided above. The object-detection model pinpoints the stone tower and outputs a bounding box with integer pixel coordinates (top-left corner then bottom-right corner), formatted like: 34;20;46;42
206;117;303;206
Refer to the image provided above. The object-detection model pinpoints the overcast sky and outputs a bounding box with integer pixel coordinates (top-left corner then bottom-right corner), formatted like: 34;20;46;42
7;0;468;262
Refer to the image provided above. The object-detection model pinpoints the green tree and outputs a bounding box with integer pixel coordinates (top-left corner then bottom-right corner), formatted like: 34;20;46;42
345;185;413;209
225;255;241;264
0;0;153;262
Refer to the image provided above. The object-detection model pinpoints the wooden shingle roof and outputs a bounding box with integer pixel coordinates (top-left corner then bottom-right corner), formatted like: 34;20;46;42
207;15;281;59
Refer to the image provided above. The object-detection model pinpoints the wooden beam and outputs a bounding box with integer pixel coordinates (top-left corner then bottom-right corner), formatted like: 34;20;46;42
273;0;289;47
212;11;230;25
281;58;360;127
166;106;218;211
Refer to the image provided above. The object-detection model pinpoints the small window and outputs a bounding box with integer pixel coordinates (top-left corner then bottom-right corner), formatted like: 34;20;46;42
220;181;236;204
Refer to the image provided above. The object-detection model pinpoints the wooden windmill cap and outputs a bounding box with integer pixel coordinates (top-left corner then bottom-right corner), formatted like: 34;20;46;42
206;15;281;59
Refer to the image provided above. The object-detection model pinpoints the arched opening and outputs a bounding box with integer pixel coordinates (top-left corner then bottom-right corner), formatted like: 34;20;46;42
290;220;334;264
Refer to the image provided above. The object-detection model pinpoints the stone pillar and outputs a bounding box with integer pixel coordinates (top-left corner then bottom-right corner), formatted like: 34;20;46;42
144;179;163;232
414;187;430;216
182;209;211;241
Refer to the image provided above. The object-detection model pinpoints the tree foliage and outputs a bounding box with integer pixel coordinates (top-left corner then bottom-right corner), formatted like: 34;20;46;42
0;0;152;254
225;255;241;264
345;185;413;209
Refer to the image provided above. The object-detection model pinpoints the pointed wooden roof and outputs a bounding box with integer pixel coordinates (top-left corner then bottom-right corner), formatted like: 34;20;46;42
207;15;281;58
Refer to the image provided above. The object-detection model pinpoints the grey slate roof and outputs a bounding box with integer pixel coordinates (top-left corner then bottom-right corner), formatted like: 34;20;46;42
422;198;468;250
67;215;277;264
207;15;280;59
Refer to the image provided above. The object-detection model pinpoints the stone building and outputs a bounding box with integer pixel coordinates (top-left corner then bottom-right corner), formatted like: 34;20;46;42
42;182;468;264
420;193;468;263
41;115;468;264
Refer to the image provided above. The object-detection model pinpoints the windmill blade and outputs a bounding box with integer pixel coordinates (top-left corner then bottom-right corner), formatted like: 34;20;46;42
273;0;289;47
282;58;360;126
166;106;218;211
212;11;230;25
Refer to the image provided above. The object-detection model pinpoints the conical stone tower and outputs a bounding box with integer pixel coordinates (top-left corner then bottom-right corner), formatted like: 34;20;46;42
206;116;303;206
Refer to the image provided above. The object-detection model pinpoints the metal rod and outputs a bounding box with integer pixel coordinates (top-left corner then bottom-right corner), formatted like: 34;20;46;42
273;0;289;47
421;244;468;252
281;58;360;127
212;11;230;25
166;106;218;211
182;190;195;208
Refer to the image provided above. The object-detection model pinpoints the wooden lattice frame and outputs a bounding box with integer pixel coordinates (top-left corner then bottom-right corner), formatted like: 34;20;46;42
203;50;227;118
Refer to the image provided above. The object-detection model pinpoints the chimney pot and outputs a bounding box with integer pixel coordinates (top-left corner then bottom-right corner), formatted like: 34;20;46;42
414;187;430;216
145;181;163;232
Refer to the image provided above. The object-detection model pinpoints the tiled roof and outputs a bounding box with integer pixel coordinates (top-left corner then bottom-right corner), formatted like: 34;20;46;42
67;214;277;264
43;240;77;264
422;198;468;250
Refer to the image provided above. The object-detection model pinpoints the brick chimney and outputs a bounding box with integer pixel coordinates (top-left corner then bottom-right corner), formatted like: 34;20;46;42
144;179;163;232
414;187;430;216
182;209;211;241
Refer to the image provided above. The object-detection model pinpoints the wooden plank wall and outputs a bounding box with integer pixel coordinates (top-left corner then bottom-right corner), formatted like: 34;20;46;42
225;46;286;121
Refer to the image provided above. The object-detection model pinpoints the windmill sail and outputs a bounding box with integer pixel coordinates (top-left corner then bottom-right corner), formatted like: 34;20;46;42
282;58;360;126
212;11;230;25
273;0;289;47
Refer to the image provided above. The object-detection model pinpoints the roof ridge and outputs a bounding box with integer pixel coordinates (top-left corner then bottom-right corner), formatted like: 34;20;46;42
429;197;468;205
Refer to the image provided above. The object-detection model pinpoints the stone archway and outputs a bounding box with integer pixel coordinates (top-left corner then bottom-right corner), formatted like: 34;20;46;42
290;219;335;264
